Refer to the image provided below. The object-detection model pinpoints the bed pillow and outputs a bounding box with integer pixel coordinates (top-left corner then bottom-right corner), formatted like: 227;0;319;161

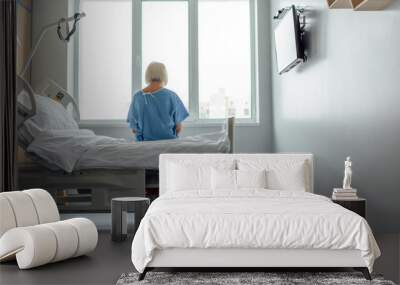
211;169;268;190
211;169;236;190
166;160;235;192
166;163;212;191
24;94;79;138
266;162;306;191
236;169;267;189
238;159;308;191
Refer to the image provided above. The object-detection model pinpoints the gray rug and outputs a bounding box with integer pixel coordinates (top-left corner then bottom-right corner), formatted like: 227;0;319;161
116;272;396;285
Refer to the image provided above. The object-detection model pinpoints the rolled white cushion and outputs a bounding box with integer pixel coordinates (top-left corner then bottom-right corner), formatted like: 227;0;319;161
0;226;57;269
64;218;98;257
0;196;16;237
0;189;98;269
42;221;79;262
0;191;39;227
23;189;59;224
0;218;97;269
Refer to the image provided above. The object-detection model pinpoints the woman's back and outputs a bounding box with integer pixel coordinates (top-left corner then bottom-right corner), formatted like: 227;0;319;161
127;88;188;141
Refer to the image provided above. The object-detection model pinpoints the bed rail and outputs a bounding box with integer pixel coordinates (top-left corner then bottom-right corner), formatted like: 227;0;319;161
16;75;36;129
16;76;36;148
16;75;81;149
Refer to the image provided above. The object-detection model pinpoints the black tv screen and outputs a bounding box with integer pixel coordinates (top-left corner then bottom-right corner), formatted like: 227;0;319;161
274;6;304;75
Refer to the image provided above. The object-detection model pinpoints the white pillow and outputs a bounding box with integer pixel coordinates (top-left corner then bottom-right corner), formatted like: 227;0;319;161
211;169;236;190
24;95;79;138
211;169;268;190
267;164;306;191
167;163;212;191
166;159;235;192
238;159;308;191
237;169;267;189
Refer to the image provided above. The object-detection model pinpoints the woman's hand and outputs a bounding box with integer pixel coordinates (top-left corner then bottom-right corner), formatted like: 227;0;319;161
176;123;182;134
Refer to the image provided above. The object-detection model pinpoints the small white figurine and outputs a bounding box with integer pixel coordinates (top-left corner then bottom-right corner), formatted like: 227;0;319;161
342;156;352;189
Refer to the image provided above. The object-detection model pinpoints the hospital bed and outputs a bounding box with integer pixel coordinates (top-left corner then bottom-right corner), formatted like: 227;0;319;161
16;76;234;211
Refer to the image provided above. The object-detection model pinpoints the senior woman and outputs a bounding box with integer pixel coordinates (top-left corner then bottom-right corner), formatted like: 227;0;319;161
127;62;189;141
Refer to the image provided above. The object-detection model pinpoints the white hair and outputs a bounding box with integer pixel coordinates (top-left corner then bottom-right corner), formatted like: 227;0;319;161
145;62;168;86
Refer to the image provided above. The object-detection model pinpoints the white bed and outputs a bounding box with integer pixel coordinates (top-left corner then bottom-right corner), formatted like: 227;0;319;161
16;76;233;173
16;76;233;211
131;153;380;281
26;128;231;172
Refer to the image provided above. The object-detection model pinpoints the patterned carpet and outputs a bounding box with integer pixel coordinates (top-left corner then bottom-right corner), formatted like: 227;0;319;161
117;272;396;285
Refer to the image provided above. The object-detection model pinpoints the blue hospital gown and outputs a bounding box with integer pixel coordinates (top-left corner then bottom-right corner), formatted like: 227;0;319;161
127;88;189;141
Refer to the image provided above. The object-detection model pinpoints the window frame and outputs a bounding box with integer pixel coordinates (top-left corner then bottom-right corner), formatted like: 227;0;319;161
76;0;259;126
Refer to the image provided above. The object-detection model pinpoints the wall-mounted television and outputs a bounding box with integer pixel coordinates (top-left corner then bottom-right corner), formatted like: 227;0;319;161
274;5;305;75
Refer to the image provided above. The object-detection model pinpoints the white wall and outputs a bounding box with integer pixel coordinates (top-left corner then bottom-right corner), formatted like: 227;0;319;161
270;0;400;233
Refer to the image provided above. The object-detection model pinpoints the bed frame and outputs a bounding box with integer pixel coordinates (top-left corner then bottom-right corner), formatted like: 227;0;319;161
17;118;234;211
138;153;372;281
141;249;371;280
17;161;146;212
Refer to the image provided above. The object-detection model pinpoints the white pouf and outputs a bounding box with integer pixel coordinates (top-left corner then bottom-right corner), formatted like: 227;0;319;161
0;189;98;269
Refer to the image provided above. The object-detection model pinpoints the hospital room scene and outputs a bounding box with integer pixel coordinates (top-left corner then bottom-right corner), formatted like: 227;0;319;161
1;0;400;284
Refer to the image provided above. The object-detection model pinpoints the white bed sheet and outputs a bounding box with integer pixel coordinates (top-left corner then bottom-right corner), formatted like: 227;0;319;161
26;129;229;172
131;190;380;273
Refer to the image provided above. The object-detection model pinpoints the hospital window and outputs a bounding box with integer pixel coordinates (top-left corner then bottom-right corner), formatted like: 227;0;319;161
78;0;133;121
77;0;257;123
142;1;189;107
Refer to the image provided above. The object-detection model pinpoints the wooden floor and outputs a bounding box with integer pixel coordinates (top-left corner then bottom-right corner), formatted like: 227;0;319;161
0;232;398;285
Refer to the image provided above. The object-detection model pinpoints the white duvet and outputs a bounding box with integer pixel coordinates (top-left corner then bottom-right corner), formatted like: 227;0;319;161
131;190;380;273
26;129;229;172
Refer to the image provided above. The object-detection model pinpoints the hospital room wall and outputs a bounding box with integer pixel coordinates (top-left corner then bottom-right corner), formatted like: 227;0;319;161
88;0;273;153
269;0;400;233
30;0;75;94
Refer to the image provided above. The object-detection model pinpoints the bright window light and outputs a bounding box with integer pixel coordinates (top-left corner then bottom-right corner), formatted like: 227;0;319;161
79;0;132;120
198;0;252;119
77;0;256;123
142;1;189;108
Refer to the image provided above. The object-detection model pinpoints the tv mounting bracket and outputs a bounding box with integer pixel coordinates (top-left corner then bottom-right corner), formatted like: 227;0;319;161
273;6;307;33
